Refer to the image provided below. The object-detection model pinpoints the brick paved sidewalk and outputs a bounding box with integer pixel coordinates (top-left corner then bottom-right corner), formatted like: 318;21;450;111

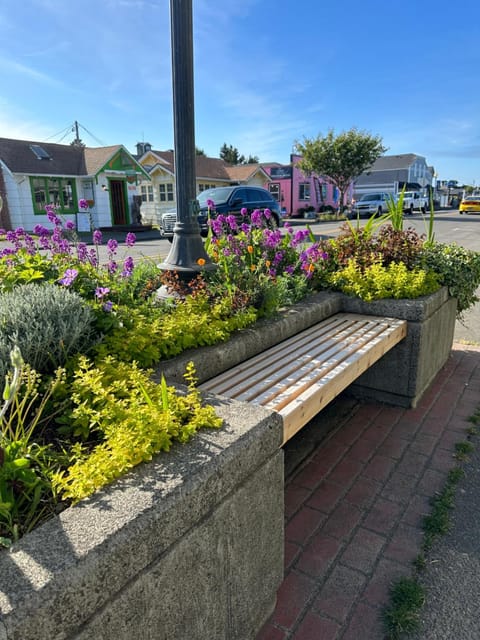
257;345;480;640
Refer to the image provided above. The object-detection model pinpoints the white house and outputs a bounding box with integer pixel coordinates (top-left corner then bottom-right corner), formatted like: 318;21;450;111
0;137;150;232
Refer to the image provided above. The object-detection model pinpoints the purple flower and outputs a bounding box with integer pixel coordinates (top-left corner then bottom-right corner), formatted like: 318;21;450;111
250;209;263;227
125;232;136;247
93;229;103;245
39;235;51;250
15;227;25;236
103;301;114;312
240;207;248;216
225;215;238;231
121;256;134;277
78;199;89;209
87;248;99;267
263;208;271;219
45;205;61;226
107;260;118;274
206;199;215;208
95;286;110;300
210;218;224;236
76;243;88;262
64;220;75;231
33;223;50;236
107;238;118;254
59;268;78;286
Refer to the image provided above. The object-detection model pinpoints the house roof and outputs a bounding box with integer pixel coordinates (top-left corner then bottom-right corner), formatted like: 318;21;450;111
0;137;148;179
224;164;271;182
0;137;87;176
137;149;270;183
83;145;123;175
367;154;425;172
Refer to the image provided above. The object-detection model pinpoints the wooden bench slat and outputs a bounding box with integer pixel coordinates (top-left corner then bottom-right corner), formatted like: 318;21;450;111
199;313;407;445
201;315;380;396
226;318;396;406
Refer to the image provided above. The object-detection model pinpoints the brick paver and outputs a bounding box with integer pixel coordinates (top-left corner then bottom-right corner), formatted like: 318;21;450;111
256;346;480;639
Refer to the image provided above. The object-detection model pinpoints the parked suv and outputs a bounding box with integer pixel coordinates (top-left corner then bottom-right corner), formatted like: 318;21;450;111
159;186;282;240
349;192;393;218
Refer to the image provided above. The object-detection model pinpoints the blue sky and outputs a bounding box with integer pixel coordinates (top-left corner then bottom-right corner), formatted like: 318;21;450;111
1;0;479;185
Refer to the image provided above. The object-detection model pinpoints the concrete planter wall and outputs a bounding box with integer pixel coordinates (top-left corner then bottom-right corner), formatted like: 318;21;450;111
341;287;457;407
0;402;284;640
0;288;456;639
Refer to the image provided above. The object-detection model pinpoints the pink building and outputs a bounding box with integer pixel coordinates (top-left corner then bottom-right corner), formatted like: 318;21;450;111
263;154;348;217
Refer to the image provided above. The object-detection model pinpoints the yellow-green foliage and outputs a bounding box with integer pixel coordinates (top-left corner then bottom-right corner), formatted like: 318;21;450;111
329;259;440;301
52;358;222;502
94;293;258;367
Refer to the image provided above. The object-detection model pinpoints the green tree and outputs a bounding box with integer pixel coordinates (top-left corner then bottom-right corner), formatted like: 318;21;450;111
220;143;245;164
245;154;259;164
195;147;206;156
295;128;386;214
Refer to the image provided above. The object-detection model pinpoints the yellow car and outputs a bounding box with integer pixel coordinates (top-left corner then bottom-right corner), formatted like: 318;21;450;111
459;195;480;214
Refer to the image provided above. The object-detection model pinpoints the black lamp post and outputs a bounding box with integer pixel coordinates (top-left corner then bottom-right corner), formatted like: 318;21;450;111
158;0;215;288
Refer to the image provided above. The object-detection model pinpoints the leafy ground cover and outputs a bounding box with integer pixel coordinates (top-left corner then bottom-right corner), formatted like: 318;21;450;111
1;202;480;546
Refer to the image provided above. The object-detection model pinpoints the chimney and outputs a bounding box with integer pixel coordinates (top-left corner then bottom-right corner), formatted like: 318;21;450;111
136;142;152;156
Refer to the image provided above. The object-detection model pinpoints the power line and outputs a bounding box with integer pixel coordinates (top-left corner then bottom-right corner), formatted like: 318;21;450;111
78;122;107;147
43;121;108;147
43;124;73;142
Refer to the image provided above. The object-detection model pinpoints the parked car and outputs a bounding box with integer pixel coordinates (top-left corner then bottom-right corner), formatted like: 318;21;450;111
459;195;480;215
401;191;428;214
349;192;394;218
159;186;282;241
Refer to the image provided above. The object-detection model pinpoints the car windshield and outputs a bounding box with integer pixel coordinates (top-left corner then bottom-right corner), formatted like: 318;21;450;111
465;196;479;201
197;187;234;207
359;193;381;201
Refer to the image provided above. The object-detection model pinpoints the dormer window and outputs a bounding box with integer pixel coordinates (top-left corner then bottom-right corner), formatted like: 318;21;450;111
30;144;51;160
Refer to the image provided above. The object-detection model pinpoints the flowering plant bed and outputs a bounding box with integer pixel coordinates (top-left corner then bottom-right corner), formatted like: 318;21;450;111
0;203;480;549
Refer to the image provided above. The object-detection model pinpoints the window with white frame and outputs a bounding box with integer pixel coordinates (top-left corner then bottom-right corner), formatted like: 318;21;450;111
140;185;154;202
298;183;311;200
159;183;174;201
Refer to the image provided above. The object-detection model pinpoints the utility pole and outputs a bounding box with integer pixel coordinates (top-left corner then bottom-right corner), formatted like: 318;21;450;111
71;120;85;148
157;0;215;291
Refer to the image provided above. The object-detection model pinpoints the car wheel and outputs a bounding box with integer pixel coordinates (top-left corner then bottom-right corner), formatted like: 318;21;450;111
409;204;414;215
266;213;280;229
377;207;383;216
167;237;173;243
421;206;426;214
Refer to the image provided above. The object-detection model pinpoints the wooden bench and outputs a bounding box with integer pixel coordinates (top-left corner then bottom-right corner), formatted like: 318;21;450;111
200;313;407;445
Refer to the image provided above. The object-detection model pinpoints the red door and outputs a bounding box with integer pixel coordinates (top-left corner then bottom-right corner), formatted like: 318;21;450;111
110;180;128;225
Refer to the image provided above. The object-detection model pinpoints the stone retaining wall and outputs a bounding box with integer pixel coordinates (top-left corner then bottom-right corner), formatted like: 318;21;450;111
0;401;284;640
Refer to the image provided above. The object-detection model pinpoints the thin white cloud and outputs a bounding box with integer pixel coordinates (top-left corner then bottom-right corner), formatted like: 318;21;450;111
0;56;64;88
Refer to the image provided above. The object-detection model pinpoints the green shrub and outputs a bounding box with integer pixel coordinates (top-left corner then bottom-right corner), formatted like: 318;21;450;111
94;293;258;366
420;242;480;315
52;359;223;502
0;354;64;545
0;283;97;384
329;259;440;301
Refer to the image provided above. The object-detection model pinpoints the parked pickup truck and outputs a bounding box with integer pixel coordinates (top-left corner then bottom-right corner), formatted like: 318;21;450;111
401;191;428;214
